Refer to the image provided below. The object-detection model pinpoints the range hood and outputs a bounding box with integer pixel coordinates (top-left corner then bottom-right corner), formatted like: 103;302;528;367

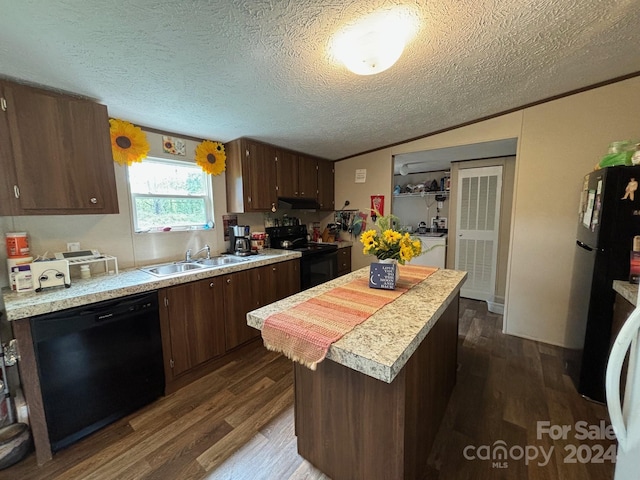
278;197;321;210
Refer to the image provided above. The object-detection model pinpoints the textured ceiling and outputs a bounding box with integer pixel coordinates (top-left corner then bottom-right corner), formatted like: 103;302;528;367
1;1;639;161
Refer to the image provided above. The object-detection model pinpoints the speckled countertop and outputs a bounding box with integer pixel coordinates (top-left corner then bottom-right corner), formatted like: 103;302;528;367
1;250;300;321
613;280;638;306
247;267;467;384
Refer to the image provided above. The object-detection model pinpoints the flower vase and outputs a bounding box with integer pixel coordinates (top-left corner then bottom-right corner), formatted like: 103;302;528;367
369;258;398;290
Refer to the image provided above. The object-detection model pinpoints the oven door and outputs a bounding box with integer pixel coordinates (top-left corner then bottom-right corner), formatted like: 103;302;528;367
300;251;338;290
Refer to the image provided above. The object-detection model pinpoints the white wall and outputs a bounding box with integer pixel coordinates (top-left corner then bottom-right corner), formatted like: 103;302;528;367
336;76;640;348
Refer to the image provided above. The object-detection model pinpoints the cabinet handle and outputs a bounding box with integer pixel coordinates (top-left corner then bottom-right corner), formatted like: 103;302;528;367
210;282;214;288
226;278;231;284
13;185;19;199
90;197;98;204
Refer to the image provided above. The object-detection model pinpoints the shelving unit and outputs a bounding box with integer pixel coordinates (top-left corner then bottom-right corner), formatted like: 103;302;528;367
66;255;119;275
393;191;449;198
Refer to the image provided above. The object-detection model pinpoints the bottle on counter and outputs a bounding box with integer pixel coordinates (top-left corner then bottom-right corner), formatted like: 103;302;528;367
80;265;91;279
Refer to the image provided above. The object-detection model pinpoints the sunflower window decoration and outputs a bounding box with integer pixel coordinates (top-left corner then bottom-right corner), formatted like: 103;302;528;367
109;118;150;166
194;140;226;176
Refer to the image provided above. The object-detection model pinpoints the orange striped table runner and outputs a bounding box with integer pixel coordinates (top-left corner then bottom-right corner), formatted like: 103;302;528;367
261;264;438;370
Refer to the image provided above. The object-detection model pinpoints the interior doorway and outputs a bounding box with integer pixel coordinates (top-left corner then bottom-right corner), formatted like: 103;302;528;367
393;139;517;316
455;166;503;301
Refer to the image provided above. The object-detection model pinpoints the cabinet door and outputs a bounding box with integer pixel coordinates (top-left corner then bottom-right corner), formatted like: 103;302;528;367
0;82;19;215
223;269;261;350
260;259;301;306
2;82;118;214
317;160;335;211
246;140;277;211
164;278;226;378
298;156;318;199
276;149;299;198
337;247;352;276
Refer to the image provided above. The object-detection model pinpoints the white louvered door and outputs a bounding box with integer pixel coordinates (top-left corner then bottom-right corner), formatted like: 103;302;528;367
455;166;503;301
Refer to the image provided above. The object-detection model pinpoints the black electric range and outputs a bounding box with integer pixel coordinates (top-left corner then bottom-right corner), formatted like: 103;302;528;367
266;226;338;255
266;226;338;289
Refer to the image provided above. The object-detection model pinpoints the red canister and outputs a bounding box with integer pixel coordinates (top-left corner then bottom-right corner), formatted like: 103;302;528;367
6;232;30;258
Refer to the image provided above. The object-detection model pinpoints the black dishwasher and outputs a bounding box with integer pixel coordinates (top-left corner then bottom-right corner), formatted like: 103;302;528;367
30;291;165;451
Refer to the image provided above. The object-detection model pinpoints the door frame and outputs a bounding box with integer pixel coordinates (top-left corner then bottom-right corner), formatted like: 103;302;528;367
447;157;516;315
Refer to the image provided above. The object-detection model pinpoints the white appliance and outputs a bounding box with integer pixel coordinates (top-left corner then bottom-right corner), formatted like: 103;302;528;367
410;235;446;268
606;287;640;479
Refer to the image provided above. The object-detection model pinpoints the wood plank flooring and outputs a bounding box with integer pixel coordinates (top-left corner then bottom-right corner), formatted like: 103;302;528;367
3;299;615;479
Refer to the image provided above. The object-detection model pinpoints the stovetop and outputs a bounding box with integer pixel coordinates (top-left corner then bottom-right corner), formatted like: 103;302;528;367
266;226;337;256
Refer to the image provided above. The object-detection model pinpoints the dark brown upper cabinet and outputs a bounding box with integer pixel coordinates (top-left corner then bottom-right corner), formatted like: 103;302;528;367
226;137;334;213
0;80;118;215
225;138;277;213
275;149;317;200
317;159;335;211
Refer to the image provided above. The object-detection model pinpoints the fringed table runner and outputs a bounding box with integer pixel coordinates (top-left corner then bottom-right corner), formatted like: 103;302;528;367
261;264;438;370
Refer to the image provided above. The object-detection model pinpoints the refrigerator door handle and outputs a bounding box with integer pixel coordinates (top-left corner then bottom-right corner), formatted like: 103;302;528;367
606;307;640;452
576;240;594;251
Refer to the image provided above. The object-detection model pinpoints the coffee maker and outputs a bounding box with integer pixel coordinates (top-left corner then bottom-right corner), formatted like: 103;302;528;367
229;225;251;255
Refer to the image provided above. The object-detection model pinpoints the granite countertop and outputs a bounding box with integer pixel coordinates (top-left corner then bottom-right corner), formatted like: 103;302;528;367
613;280;638;306
247;267;467;384
2;249;300;321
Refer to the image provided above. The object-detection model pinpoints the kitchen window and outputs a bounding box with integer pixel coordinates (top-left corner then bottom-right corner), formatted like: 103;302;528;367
128;157;214;232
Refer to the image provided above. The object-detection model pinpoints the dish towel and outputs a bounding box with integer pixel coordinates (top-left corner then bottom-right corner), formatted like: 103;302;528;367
261;264;438;370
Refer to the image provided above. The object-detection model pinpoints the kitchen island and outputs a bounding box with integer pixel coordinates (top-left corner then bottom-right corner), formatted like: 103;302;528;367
247;267;467;479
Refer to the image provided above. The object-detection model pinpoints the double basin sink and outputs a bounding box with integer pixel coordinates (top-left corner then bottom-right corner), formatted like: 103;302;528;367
141;256;248;277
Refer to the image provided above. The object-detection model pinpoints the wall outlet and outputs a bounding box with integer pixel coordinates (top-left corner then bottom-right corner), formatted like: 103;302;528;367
67;242;81;252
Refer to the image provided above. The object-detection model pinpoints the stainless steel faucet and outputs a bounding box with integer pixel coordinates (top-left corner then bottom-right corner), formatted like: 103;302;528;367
185;244;211;262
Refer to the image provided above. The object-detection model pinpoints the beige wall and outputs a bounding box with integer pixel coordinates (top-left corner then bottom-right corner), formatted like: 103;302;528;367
336;112;522;271
336;76;640;348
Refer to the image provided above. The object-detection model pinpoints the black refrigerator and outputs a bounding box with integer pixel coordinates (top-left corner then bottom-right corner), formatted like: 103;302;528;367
571;166;640;403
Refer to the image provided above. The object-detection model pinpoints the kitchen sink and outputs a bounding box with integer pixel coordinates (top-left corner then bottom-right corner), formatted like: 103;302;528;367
140;256;248;277
141;262;207;277
195;256;245;266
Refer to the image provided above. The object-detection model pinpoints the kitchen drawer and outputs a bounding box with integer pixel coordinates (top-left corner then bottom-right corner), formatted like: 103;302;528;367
337;246;352;276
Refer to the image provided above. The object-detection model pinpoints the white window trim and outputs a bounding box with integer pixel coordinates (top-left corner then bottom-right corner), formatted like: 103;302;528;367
128;156;215;233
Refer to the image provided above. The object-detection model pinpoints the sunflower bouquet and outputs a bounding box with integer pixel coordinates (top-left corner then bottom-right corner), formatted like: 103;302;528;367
360;213;422;264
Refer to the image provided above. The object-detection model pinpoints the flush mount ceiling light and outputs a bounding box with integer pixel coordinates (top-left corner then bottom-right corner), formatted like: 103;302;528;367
331;7;419;76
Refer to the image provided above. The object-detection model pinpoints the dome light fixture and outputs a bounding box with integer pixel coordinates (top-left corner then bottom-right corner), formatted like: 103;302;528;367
331;8;419;76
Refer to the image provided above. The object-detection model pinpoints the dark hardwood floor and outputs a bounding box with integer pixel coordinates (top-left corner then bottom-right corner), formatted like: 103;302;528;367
3;299;614;479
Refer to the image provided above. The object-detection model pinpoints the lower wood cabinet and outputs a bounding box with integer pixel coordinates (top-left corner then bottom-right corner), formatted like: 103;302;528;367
225;259;301;350
260;259;301;305
337;246;352;276
159;277;226;381
223;268;262;351
159;259;301;392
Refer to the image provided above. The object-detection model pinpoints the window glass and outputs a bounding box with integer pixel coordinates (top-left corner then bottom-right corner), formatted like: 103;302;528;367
128;158;213;232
